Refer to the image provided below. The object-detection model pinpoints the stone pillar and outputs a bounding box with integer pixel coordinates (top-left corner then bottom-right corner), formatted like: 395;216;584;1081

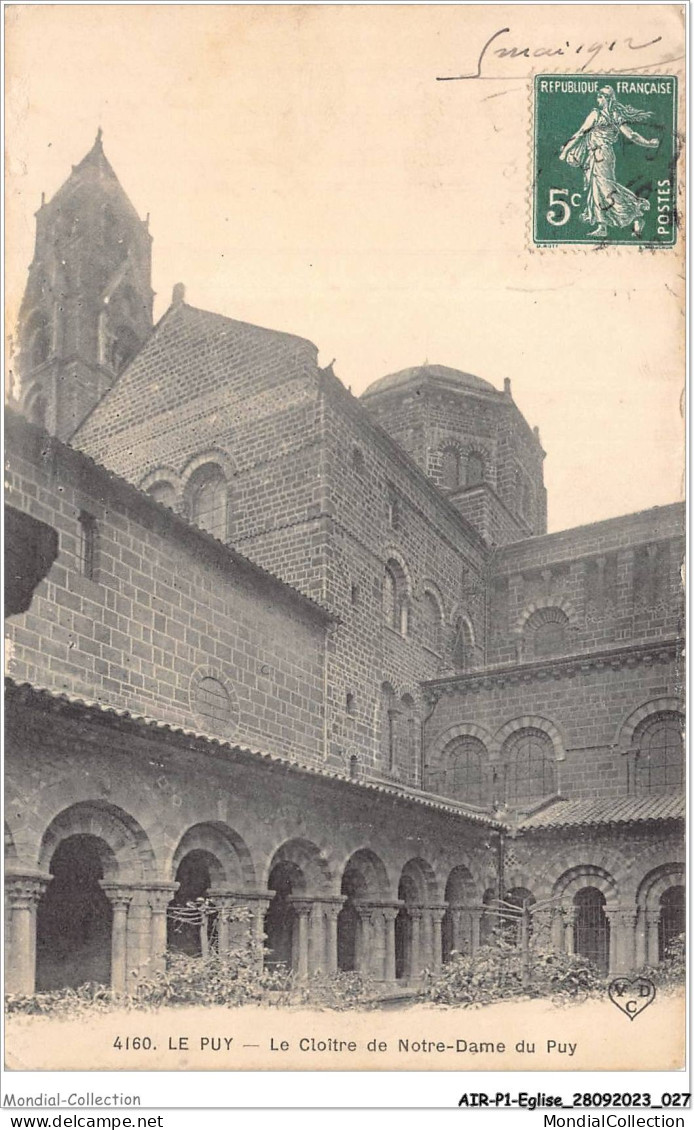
645;911;661;966
420;906;434;970
469;908;482;954
355;906;373;975
409;908;422;980
126;898;152;989
563;910;576;955
146;884;179;974
246;893;271;970
290;899;312;979
100;883;134;994
370;909;387;980
308;900;326;974
429;906;446;973
606;909;638;975
551;907;566;952
208;890;239;955
382;906;398;982
323;900;343;974
5;872;51;995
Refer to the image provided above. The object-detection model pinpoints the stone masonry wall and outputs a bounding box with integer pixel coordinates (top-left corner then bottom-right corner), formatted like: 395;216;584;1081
5;414;328;765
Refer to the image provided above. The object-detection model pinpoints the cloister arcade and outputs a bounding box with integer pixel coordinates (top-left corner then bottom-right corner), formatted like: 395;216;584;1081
4;800;684;996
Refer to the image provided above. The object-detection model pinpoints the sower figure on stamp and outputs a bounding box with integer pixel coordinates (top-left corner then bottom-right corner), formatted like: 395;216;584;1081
559;85;659;238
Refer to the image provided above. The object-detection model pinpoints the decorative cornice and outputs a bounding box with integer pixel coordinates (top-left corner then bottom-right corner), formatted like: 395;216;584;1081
423;638;682;698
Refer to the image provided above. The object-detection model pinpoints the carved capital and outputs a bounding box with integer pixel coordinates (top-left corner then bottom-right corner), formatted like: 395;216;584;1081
100;882;135;909
5;872;51;908
145;883;179;913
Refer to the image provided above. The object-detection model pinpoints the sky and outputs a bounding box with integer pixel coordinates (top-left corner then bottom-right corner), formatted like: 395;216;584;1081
5;4;685;533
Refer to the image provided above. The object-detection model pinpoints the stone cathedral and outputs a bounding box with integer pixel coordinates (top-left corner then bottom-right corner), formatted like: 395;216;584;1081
5;134;684;996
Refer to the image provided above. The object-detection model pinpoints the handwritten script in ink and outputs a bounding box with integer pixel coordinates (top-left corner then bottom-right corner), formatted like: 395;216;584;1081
436;28;679;82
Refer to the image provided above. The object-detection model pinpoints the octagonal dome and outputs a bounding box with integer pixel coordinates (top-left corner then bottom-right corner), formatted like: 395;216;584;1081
361;364;497;399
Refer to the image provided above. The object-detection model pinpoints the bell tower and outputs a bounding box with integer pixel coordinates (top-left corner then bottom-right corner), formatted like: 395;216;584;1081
15;130;153;440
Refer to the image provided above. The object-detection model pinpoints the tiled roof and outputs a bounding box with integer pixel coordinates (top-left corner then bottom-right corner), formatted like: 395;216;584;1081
5;680;503;829
518;794;685;830
75;301;318;445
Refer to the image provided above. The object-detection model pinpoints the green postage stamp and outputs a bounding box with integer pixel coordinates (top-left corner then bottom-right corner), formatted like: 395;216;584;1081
533;75;677;247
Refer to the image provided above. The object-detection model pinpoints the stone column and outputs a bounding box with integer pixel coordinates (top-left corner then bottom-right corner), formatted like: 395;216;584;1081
208;891;239;955
645;911;661;966
469;908;482;954
409;908;422;980
370;909;387;980
146;884;179;974
420;906;434;970
323;900;343;974
606;909;638;975
125;897;152;989
381;906;398;982
309;899;327;971
100;883;134;994
246;893;271;970
289;899;312;979
429;906;446;973
5;872;51;995
355;905;373;975
551;907;566;952
563;910;576;955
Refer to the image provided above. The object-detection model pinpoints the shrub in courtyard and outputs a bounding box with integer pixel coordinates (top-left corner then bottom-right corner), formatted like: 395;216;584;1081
636;934;686;991
424;939;607;1007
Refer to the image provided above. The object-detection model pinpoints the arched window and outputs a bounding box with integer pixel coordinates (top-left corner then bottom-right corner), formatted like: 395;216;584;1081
466;452;484;487
658;886;685;961
573;888;610;973
441;449;460;490
383;559;408;636
188;465;228;540
504;728;556;806
147;481;177;509
352;447;365;474
436;736;487;805
421;591;442;653
524;608;569;659
633;714;684;794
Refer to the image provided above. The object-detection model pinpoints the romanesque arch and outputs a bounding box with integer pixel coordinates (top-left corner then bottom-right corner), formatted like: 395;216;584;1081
35;802;155;992
395;857;440;981
338;848;391;975
264;839;333;973
616;697;684;751
552;864;619;975
38;800;156;881
167;823;256;956
442;863;478;962
493;715;566;762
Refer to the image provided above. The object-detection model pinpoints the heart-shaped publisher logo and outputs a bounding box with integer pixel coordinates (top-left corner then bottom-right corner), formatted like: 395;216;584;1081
608;976;656;1020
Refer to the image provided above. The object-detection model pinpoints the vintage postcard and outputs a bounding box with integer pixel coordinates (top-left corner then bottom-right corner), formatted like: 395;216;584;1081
3;0;687;1104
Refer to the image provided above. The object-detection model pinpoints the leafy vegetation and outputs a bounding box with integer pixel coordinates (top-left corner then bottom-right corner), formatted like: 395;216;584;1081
424;937;608;1007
